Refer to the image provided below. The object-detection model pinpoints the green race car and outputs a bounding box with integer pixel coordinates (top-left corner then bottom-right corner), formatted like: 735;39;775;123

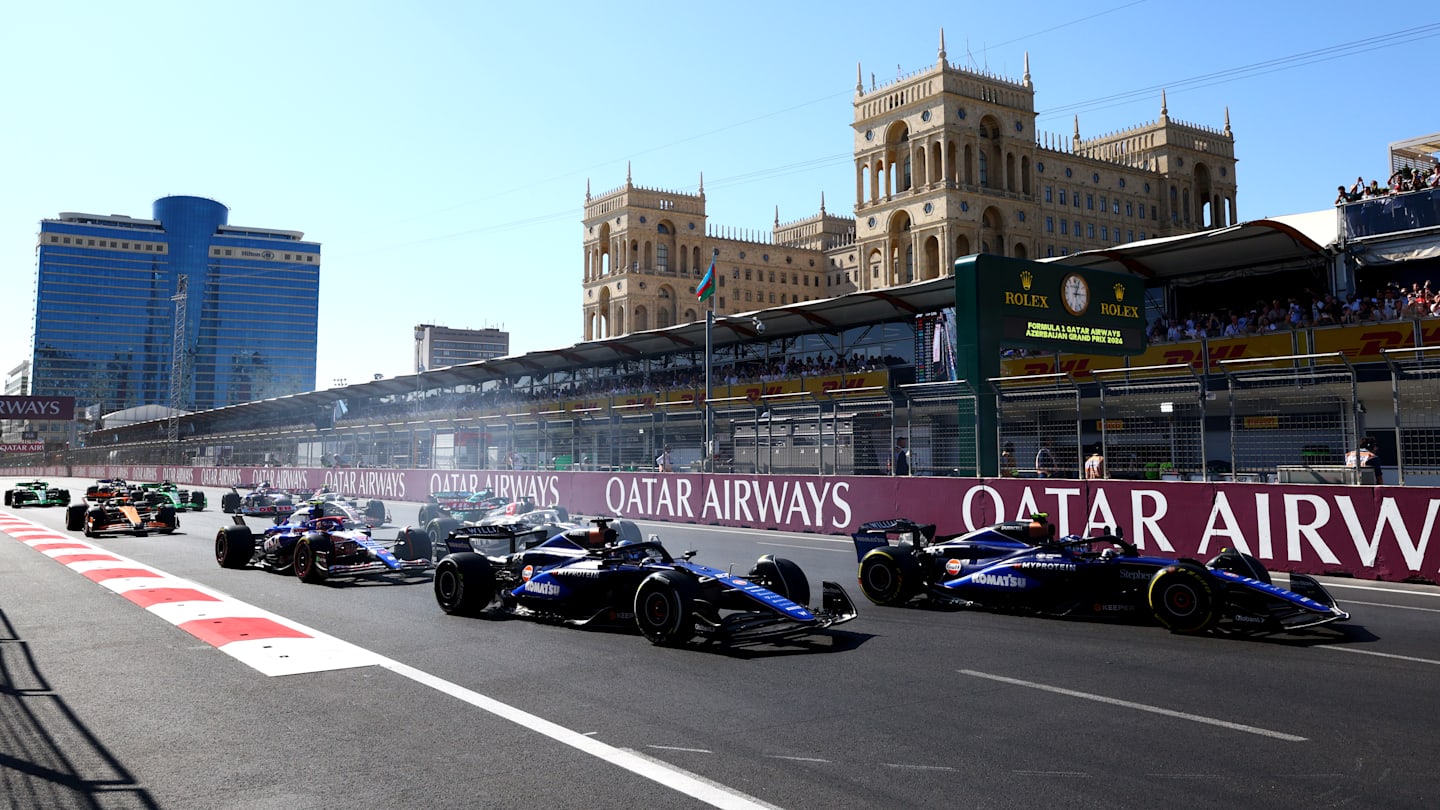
134;481;207;512
4;480;71;508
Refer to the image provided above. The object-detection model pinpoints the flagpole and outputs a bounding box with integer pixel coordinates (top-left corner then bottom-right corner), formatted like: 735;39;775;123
700;248;718;472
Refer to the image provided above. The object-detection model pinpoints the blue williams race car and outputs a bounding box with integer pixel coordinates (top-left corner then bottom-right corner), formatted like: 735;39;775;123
431;520;858;646
852;515;1349;635
215;500;430;583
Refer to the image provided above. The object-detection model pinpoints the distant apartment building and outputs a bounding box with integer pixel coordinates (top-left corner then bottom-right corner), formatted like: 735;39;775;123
582;34;1236;338
414;324;510;372
31;196;320;416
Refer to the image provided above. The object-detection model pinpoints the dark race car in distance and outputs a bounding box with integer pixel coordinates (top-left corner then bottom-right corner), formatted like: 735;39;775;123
215;500;430;584
4;480;70;508
65;492;177;537
306;487;389;528
417;489;510;523
852;515;1348;635
431;521;858;646
220;483;310;519
133;481;207;512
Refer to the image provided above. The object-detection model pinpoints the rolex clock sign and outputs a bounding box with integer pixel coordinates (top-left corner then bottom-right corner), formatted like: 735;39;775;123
992;260;1146;356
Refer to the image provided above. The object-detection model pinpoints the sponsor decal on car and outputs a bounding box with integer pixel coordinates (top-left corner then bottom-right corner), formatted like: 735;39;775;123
1119;568;1153;581
968;572;1028;588
522;564;534;581
1017;562;1077;572
523;579;561;596
945;559;964;575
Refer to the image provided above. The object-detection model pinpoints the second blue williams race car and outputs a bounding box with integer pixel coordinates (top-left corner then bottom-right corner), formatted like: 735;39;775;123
852;515;1349;635
216;500;430;584
431;519;858;646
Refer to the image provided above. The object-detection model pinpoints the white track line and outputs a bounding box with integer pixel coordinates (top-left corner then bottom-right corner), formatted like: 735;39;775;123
1317;646;1440;667
958;669;1307;742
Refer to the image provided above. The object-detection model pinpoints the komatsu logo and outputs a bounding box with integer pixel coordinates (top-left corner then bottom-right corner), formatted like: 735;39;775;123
523;580;561;596
969;572;1027;588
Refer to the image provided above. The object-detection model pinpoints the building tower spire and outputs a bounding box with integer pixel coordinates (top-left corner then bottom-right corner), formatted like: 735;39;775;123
1160;90;1169;122
774;205;780;227
820;191;826;216
1023;51;1031;88
1224;106;1231;135
626;161;632;185
856;62;864;95
1073;115;1081;146
938;28;946;63
585;178;591;202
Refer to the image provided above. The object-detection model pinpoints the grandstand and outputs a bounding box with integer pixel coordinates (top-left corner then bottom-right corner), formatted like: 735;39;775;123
11;189;1440;486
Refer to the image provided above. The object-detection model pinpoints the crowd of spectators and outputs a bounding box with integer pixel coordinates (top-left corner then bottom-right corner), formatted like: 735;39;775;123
336;352;905;424
1148;280;1440;343
1336;162;1440;204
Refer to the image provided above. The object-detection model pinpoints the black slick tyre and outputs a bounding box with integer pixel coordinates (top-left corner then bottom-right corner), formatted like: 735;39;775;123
84;508;105;538
221;492;241;513
634;571;699;646
748;554;811;606
294;535;332;583
858;546;921;606
216;526;256;568
433;553;495;615
395;527;433;562
427;517;462;554
156;506;177;534
1148;563;1219;634
366;499;387;524
65;504;87;531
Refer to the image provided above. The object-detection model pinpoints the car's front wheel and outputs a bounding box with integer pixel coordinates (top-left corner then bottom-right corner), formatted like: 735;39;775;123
634;571;699;646
294;535;332;583
747;554;810;606
1148;563;1218;634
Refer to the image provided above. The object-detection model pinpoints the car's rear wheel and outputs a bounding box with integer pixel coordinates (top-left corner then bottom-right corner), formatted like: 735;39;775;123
366;500;387;525
190;492;206;511
433;553;494;615
858;546;921;606
216;526;256;568
1148;563;1219;634
220;492;241;513
294;535;331;583
395;527;433;562
427;517;462;555
747;554;811;606
417;503;440;523
634;571;699;646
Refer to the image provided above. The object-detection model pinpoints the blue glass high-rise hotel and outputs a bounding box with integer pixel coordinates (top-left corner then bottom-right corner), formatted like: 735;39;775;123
32;196;319;418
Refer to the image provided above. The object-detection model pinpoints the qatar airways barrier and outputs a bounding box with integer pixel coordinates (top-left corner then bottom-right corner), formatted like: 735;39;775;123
10;464;1438;582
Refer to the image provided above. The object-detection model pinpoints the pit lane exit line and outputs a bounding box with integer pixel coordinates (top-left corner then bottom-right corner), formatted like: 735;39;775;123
958;669;1308;742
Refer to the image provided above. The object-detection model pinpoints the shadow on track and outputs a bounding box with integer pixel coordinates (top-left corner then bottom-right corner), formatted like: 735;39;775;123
0;609;160;809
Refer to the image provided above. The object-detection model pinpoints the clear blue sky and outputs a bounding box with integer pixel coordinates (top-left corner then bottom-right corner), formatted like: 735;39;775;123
2;1;1436;392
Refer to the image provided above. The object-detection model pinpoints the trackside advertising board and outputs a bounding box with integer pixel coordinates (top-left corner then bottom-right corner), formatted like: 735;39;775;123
5;464;1438;583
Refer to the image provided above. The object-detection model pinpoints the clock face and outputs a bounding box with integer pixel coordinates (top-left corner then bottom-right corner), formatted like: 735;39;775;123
1061;273;1090;316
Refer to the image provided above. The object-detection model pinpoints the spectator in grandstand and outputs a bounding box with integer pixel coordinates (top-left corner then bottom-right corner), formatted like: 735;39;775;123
1335;185;1358;205
892;436;910;476
1000;442;1017;477
1345;436;1384;486
1035;439;1058;478
1084;445;1106;480
656;445;674;472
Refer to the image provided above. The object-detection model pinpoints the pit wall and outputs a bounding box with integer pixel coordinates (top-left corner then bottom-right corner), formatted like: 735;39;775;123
7;464;1436;583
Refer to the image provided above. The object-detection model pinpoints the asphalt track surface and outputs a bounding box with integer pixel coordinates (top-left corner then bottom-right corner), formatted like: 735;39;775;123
2;477;1439;809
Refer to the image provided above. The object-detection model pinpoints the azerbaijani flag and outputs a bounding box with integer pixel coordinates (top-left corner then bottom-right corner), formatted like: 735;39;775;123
696;249;717;302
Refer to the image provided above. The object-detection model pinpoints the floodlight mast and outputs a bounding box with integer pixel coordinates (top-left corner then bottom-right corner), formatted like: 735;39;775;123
167;274;188;461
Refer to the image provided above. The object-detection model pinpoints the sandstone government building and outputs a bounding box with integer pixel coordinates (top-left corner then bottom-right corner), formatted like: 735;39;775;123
581;32;1237;339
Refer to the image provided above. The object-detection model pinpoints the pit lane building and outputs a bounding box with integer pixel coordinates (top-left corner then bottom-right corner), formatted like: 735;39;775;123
30;195;321;422
582;33;1237;340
